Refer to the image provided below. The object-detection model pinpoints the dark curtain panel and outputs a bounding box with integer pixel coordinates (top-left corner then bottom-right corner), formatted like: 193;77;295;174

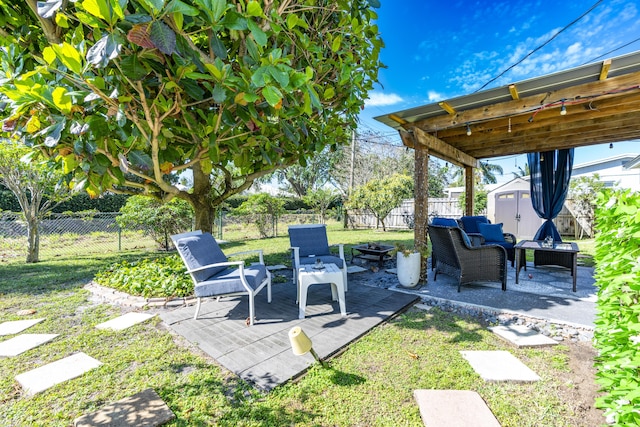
527;149;574;241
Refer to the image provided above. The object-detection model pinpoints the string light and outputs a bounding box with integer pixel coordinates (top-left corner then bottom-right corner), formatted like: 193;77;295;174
560;99;567;115
508;117;512;133
466;123;472;136
609;143;614;149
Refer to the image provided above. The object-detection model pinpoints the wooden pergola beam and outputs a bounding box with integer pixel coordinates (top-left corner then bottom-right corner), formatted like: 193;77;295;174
409;127;479;168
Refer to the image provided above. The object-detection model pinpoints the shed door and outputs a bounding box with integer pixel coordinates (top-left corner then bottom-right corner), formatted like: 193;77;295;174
495;190;541;239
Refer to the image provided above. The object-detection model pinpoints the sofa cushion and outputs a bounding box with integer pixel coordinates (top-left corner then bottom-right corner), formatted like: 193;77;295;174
460;216;490;234
432;217;458;227
460;229;472;247
478;223;505;242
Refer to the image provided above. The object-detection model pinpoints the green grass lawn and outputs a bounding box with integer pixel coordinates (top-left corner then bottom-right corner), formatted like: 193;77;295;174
0;228;598;426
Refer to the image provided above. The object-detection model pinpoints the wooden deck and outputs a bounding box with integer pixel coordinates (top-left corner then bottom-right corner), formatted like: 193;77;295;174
159;280;419;391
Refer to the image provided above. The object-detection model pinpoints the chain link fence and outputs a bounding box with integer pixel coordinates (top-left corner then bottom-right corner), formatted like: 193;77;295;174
0;212;158;262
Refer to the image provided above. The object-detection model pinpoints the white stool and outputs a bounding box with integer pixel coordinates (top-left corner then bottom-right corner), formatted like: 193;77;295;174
297;263;347;319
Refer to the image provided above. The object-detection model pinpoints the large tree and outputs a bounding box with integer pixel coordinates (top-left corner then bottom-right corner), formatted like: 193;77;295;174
0;0;382;233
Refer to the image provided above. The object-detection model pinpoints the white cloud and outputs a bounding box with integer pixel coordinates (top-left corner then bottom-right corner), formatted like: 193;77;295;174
427;91;444;102
365;92;404;107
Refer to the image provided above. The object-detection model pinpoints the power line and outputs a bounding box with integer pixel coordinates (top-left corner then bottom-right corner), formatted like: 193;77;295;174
474;0;603;93
582;36;640;65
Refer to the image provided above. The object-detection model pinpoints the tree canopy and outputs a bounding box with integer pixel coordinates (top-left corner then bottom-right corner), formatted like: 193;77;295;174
0;0;383;232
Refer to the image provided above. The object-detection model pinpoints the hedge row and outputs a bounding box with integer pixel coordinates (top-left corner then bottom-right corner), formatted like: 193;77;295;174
593;189;640;425
0;188;128;213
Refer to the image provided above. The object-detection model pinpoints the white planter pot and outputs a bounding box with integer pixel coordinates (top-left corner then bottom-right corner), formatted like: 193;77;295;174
397;252;421;287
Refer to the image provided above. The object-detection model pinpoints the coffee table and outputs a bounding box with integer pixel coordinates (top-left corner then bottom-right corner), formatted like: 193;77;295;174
514;240;580;292
297;263;346;319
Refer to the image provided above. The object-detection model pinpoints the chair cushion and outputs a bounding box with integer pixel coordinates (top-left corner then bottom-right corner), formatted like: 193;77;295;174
297;255;345;269
288;224;330;256
432;217;458;227
195;264;267;297
460;216;490;234
478;223;505;242
177;233;228;282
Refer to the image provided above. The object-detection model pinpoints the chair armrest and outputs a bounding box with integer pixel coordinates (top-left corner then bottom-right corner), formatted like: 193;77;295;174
186;261;243;274
503;233;517;244
330;243;345;260
226;249;265;264
290;246;301;269
467;233;484;247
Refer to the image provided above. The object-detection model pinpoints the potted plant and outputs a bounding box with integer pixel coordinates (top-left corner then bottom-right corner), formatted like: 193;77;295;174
394;243;429;288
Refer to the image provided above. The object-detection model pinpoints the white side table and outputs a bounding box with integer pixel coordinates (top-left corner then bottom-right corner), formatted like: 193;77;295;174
297;263;347;319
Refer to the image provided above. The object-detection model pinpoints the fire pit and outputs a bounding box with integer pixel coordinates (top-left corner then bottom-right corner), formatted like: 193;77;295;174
351;243;395;267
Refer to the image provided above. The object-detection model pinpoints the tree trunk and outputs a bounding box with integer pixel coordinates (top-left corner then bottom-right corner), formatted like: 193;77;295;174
26;218;39;263
186;165;215;234
414;144;429;281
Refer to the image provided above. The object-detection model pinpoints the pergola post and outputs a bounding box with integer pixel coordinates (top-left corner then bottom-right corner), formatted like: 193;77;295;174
464;165;475;216
414;143;429;281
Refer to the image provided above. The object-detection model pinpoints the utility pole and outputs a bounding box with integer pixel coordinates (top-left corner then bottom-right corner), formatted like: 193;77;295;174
344;130;357;228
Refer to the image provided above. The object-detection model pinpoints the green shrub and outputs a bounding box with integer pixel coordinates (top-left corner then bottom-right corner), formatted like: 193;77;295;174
117;196;194;249
593;189;640;425
94;255;192;298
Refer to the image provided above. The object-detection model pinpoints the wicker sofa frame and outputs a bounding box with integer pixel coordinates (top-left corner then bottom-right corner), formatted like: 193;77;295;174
428;224;508;292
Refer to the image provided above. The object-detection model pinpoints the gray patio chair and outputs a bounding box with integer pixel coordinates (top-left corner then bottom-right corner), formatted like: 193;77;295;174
171;230;271;324
288;224;348;290
428;224;507;292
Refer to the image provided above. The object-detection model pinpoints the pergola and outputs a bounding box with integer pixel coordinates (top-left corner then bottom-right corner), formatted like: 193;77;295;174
374;50;640;254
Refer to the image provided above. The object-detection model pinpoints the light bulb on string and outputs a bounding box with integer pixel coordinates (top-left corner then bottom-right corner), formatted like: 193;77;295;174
466;123;472;136
560;99;567;115
508;117;512;133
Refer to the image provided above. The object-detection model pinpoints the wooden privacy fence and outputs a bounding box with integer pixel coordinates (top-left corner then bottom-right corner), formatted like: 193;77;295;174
348;198;464;230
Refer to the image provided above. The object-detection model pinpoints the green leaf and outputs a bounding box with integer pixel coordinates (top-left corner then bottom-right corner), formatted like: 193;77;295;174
81;0;122;25
212;84;227;103
150;21;177;55
86;34;122;67
367;0;381;8
267;65;289;88
129;150;153;170
42;121;64;147
52;87;72;114
166;0;199;16
262;85;282;107
246;1;263;17
323;86;335;100
62;154;79;174
209;33;227;60
221;11;247;30
120;55;149;80
331;35;341;53
51;42;83;74
247;20;267;47
286;14;297;29
138;0;165;16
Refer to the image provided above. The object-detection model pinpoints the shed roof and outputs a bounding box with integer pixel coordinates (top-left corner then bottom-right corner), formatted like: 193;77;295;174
374;50;640;167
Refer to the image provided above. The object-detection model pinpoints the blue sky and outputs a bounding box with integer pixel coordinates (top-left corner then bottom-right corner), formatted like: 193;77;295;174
360;0;640;183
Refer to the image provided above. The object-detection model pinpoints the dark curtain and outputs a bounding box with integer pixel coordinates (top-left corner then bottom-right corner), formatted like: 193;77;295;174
527;149;574;241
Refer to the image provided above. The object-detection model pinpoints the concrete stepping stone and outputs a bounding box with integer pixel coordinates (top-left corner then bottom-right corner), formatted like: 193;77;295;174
15;352;102;396
0;334;59;357
414;390;501;427
347;265;368;274
95;312;154;331
489;325;559;348
0;318;44;336
74;388;175;427
267;264;288;271
460;350;540;382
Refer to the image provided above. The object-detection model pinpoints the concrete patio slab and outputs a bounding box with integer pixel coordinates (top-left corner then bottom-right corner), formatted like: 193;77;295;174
74;388;175;427
460;350;540;382
0;318;45;336
414;389;501;427
489;325;559;348
95;312;154;331
267;264;288;271
15;352;103;396
0;334;59;357
347;265;368;274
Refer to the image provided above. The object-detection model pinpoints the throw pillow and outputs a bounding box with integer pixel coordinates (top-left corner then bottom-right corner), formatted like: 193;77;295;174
432;217;458;227
460;229;472;247
478;223;505;242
